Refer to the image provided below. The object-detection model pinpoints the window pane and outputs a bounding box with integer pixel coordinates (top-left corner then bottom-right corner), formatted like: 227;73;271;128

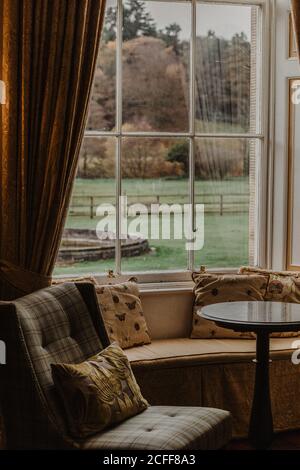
196;3;260;134
194;138;259;268
86;0;117;131
122;0;191;132
120;137;190;272
54;137;116;276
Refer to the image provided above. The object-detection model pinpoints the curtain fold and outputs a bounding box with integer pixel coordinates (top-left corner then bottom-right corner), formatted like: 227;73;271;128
0;0;106;300
291;0;300;58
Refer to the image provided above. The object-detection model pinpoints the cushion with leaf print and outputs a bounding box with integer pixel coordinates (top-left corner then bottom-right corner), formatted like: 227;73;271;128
238;267;300;337
191;272;268;339
239;266;300;302
239;266;300;277
95;281;151;349
51;343;149;439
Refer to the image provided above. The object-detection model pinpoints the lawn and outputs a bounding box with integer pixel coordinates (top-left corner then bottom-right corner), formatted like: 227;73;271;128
55;178;249;274
68;177;249;219
70;177;249;202
54;178;249;275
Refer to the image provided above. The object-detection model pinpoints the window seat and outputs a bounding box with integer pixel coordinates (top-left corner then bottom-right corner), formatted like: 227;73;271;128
125;337;300;438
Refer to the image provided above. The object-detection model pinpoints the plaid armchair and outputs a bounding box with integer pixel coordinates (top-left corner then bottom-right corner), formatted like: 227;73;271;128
0;283;231;449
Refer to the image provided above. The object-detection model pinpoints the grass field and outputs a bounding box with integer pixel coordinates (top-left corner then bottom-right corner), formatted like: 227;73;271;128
54;177;249;275
54;212;249;275
70;177;249;203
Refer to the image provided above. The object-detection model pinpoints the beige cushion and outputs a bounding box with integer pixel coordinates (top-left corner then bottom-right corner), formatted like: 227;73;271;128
191;272;267;339
240;266;300;302
51;343;148;439
238;267;300;337
125;337;296;367
239;266;300;277
82;405;232;450
266;273;300;302
95;281;151;349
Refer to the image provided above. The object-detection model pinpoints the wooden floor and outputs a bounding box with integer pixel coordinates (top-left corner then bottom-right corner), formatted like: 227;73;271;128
227;430;300;450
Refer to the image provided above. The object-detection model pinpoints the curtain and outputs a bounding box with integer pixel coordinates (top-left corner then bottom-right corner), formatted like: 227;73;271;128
292;0;300;57
0;0;106;300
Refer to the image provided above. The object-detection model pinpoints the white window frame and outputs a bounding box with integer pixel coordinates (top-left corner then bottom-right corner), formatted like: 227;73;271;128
58;0;273;285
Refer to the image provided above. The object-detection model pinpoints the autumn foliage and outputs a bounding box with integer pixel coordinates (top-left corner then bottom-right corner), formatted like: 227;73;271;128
78;1;253;180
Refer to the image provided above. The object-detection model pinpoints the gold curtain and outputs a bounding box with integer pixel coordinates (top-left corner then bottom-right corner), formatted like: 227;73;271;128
0;0;106;300
292;0;300;57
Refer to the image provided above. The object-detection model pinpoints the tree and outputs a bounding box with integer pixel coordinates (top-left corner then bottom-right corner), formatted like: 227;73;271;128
87;0;252;181
194;30;251;131
167;141;189;177
123;0;157;40
77;139;115;179
158;23;182;55
122;36;189;132
86;47;116;132
102;6;117;43
107;122;185;179
194;139;246;180
102;0;157;43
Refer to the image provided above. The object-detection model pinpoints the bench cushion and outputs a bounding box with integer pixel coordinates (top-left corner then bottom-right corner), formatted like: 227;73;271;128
82;406;231;450
125;337;296;368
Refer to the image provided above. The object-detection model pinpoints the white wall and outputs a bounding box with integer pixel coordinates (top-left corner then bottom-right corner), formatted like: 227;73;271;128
140;290;194;339
272;0;300;269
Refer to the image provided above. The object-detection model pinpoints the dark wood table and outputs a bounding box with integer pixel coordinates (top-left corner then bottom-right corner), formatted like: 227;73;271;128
200;301;300;449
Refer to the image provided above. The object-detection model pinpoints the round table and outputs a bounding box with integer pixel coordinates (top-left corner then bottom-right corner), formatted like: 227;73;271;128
200;301;300;449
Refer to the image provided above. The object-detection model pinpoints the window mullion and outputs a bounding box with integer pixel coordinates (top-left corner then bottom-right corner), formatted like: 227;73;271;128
188;138;195;271
115;0;123;275
188;0;197;271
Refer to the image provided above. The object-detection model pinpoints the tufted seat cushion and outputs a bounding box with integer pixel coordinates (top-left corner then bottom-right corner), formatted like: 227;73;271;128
82;406;231;450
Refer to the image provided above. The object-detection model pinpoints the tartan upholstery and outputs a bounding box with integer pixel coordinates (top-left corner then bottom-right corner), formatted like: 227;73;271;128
0;282;232;449
0;282;109;449
82;406;232;450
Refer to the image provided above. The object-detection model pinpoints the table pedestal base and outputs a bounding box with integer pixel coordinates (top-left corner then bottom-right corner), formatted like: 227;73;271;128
249;331;273;449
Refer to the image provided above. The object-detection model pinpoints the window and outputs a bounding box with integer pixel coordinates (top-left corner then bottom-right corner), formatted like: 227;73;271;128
55;0;268;281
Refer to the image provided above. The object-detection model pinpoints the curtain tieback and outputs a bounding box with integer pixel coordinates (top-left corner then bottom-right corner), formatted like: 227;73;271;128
0;260;51;295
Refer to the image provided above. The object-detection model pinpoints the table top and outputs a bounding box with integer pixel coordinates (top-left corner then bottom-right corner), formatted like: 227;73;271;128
200;301;300;332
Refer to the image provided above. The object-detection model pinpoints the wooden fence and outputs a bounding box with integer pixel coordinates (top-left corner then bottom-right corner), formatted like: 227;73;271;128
69;193;249;219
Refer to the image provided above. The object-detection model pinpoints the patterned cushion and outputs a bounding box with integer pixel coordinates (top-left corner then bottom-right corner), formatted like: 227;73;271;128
82;406;232;450
95;281;151;349
266;274;300;302
239;266;300;277
52;343;148;439
191;272;268;339
239;267;300;337
239;266;300;302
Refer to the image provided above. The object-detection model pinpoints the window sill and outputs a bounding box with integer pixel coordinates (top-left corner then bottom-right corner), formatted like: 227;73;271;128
53;267;240;294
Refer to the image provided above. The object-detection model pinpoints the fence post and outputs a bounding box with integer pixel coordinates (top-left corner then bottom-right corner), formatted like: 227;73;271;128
220;194;223;216
90;196;94;219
